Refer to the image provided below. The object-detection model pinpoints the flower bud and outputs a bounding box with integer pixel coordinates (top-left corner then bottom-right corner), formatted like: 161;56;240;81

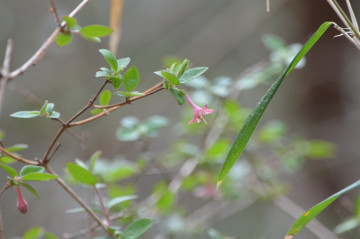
15;186;28;214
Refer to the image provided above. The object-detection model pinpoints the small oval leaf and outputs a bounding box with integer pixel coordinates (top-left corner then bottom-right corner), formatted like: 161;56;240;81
99;49;118;72
120;218;153;239
99;90;112;106
80;25;113;38
10;111;41;118
123;66;140;92
67;162;96;186
21;173;58;181
179;67;208;83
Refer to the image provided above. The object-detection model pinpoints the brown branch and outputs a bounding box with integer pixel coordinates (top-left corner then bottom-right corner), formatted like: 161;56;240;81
44;165;110;235
49;0;62;29
8;0;90;80
70;82;164;126
0;145;38;165
0;39;13;115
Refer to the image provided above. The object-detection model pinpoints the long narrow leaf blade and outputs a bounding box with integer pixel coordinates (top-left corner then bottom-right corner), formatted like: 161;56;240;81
217;22;333;186
285;179;360;239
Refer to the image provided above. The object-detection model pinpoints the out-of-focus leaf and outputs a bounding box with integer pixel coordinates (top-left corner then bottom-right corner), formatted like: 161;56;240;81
80;25;113;38
67;162;96;186
23;227;44;239
20;166;45;176
20;182;39;198
63;16;77;28
123;66;140;92
334;217;359;234
107;195;137;209
56;32;72;47
161;71;180;85
99;90;112;106
170;87;185;105
179;67;208;83
117;57;131;70
0;162;17;177
90;151;102;173
305;140;336;159
21;173;58;181
120;218;153;239
99;49;118;72
10;111;41;118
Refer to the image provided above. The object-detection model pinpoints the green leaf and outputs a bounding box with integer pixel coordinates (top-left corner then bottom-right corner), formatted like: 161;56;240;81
95;70;111;78
23;227;45;239
117;57;131;70
305;140;336;159
67;162;96;186
99;49;118;72
91;109;103;115
47;111;60;119
170;87;185;105
90;151;101;173
21;173;58;181
112;75;122;89
123;66;140;92
217;22;333;186
116;128;140;141
285;179;360;238
99;90;111;106
120;218;153;239
161;71;180;85
10;111;41;118
20;182;39;198
0;156;16;164
107;195;137;209
63;16;77;28
80;25;113;38
0;162;17;177
44;232;58;239
56;32;72;47
40;101;48;115
6;144;28;152
81;35;101;43
179;67;208;83
20;166;45;176
334;217;359;234
176;59;189;78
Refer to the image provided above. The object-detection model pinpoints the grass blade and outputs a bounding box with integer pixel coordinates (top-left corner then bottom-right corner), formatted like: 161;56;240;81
217;22;333;186
285;179;360;239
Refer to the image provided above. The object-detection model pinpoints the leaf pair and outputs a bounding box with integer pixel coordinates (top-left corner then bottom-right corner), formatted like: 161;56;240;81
56;16;113;47
11;100;60;119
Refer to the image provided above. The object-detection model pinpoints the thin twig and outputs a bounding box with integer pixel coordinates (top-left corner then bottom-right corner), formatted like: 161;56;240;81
94;186;112;227
109;0;125;54
0;145;38;165
49;0;62;29
44;165;110;235
0;39;13;115
8;0;90;80
70;82;164;126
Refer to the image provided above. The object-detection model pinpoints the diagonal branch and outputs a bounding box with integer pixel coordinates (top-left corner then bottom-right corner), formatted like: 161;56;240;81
8;0;90;80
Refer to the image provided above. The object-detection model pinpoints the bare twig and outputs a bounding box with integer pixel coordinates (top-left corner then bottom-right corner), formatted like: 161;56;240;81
8;0;90;80
0;39;13;115
0;145;38;165
44;165;110;235
70;82;164;126
49;0;62;29
94;186;112;227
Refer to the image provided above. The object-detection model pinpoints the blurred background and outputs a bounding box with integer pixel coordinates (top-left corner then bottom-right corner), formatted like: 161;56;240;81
1;0;360;238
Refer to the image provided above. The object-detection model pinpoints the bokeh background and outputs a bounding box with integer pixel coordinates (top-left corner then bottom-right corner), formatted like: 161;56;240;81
1;0;360;238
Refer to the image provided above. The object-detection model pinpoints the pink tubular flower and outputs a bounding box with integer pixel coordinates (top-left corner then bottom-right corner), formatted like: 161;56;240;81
185;93;214;125
16;186;28;214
